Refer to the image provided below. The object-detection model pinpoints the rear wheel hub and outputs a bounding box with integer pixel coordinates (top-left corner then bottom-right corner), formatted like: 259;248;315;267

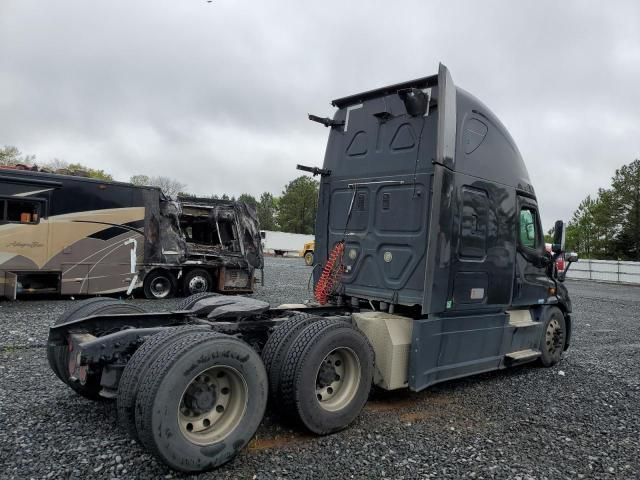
315;347;361;412
184;383;217;414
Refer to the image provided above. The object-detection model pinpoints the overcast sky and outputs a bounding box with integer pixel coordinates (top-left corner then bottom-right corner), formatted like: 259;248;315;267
1;0;639;229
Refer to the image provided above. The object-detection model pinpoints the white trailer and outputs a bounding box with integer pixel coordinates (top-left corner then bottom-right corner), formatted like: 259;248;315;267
260;230;314;256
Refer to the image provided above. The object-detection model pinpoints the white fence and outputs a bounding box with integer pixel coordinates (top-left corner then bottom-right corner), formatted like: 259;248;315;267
566;259;640;285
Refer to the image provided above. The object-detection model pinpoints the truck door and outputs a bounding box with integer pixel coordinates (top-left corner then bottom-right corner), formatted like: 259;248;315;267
511;196;552;306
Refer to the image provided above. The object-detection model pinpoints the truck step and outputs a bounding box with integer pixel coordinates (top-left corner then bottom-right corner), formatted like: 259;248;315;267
505;349;541;362
509;319;538;328
507;310;537;328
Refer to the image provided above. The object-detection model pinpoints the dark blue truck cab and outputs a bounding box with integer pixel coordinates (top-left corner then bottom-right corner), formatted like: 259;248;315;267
312;63;575;391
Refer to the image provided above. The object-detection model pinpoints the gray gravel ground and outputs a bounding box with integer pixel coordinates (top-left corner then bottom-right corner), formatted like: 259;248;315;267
1;257;639;479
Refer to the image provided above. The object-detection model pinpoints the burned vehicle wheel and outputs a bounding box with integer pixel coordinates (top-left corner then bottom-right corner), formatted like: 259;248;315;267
304;251;314;266
261;313;315;403
143;270;176;299
183;268;213;296
539;306;566;367
48;299;147;400
135;333;268;472
116;326;209;440
279;319;373;435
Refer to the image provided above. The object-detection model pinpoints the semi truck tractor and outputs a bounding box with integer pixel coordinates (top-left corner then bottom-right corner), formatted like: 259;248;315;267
46;64;577;473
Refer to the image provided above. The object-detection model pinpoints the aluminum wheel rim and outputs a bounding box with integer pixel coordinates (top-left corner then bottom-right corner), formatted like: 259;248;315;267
545;317;564;356
150;277;171;298
188;275;208;294
315;347;361;412
178;365;248;445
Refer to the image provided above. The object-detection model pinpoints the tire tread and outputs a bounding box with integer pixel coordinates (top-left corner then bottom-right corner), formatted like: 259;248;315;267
175;292;220;311
135;331;224;455
278;319;342;415
116;325;207;440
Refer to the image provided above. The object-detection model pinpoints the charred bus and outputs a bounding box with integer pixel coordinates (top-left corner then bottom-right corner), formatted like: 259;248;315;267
0;169;262;299
46;64;577;473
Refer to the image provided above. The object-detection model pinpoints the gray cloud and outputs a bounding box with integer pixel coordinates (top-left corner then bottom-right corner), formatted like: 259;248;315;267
1;0;639;228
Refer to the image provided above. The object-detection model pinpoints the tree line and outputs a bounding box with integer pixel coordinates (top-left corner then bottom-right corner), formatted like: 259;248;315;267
564;158;640;261
1;145;113;181
1;145;319;234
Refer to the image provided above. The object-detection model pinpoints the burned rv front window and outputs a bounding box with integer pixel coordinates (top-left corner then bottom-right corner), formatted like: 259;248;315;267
0;198;41;224
519;207;540;249
180;206;240;253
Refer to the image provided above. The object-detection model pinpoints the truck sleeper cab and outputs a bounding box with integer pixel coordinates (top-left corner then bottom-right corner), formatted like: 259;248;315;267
313;63;574;391
45;64;576;473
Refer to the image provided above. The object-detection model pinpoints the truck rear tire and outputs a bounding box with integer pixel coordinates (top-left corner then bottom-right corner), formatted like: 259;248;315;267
48;300;147;400
261;313;315;403
117;326;209;441
143;270;176;299
175;292;220;311
279;319;374;435
538;306;566;367
135;333;268;472
183;269;213;296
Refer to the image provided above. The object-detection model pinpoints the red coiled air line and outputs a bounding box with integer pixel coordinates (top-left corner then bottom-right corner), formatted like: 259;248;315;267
314;241;345;304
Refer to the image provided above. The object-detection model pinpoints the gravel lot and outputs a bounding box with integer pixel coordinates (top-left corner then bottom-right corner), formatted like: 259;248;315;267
1;257;639;479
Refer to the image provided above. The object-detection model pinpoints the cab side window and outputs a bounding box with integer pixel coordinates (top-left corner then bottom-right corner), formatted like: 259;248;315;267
519;207;539;249
0;199;41;224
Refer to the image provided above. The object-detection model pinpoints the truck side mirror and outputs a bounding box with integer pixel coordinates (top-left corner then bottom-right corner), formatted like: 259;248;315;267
552;220;565;253
564;252;578;263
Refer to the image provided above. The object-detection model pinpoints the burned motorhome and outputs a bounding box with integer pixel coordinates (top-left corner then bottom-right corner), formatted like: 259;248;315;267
142;196;263;298
0;168;262;299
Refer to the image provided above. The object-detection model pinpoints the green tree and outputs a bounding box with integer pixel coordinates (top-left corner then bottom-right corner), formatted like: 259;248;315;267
44;158;68;171
129;174;150;186
129;174;185;197
277;176;318;234
0;145;35;166
238;193;258;209
590;188;620;258
62;163;113;181
257;192;278;230
566;195;598;258
611;159;640;260
544;228;554;244
564;158;640;260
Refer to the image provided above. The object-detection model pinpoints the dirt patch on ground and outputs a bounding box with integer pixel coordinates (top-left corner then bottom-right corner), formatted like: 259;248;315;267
247;432;314;452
